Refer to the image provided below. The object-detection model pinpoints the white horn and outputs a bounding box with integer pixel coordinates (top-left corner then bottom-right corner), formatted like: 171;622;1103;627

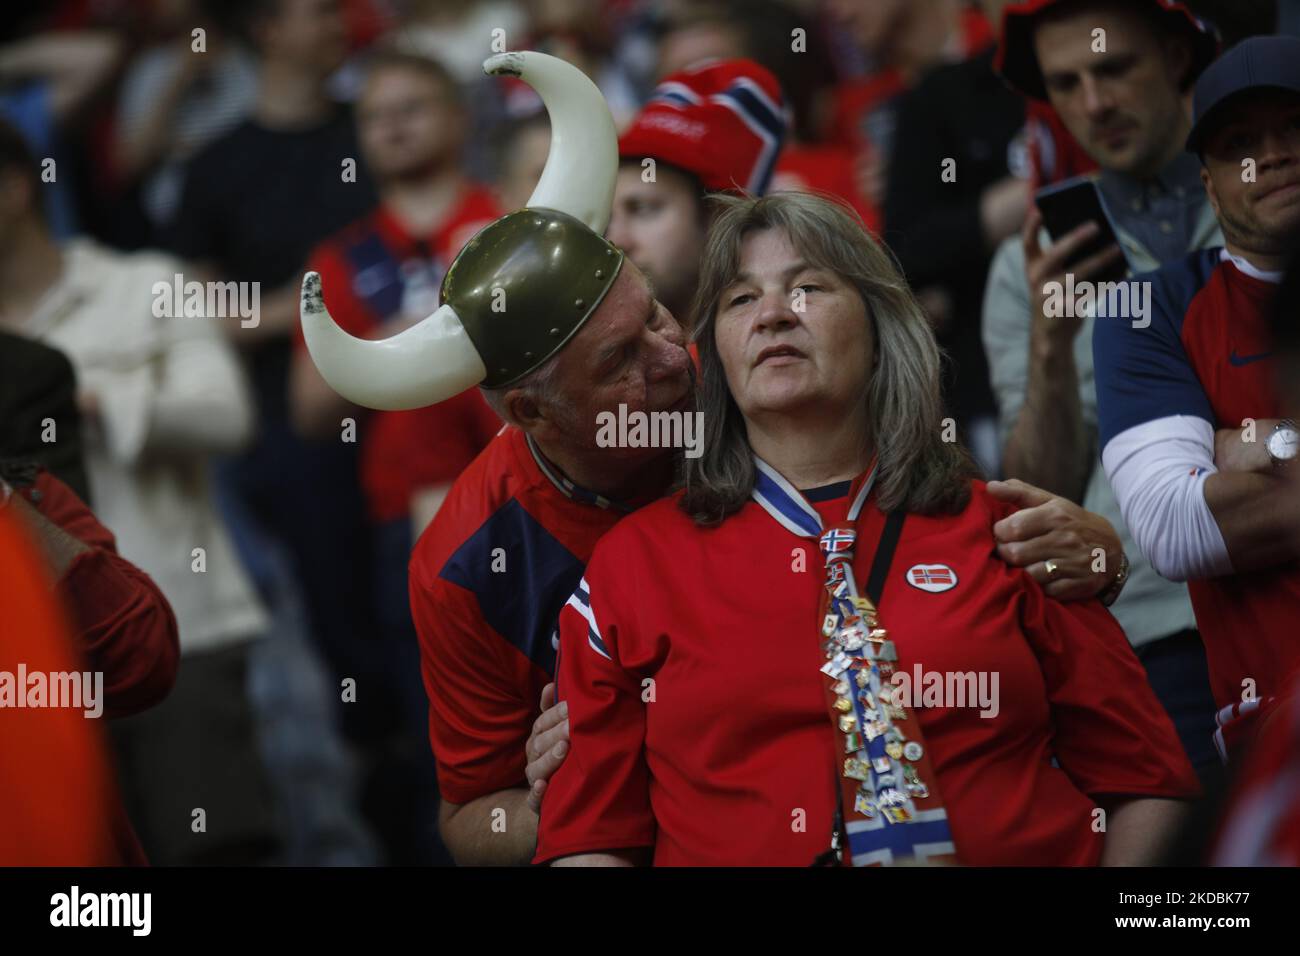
484;51;617;234
299;272;486;411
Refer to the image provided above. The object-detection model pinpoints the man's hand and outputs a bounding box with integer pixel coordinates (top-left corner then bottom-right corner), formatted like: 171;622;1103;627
1023;206;1124;345
988;478;1123;601
1215;420;1279;474
525;682;569;814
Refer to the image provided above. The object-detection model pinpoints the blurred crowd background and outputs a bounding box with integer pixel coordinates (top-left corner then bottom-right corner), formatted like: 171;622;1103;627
1;0;1298;866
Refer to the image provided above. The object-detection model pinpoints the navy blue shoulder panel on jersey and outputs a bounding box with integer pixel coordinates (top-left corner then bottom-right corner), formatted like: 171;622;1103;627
1094;248;1221;447
437;497;583;675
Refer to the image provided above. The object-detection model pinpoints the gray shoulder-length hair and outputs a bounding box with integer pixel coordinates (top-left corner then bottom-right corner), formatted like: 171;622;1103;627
681;191;978;525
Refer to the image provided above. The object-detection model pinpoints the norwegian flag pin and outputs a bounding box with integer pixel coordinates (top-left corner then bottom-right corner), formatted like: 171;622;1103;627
819;528;856;555
906;564;958;593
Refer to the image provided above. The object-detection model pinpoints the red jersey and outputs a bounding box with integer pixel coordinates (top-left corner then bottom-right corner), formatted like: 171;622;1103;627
302;185;502;521
0;508;117;865
1;470;180;865
536;480;1197;866
409;427;638;805
1212;671;1300;865
1095;250;1300;741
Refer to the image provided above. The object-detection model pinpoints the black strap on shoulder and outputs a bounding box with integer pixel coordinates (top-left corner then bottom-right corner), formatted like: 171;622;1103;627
864;511;906;605
810;797;845;867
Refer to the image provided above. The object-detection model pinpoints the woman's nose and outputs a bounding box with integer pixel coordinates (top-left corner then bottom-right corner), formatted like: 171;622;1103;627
754;291;798;333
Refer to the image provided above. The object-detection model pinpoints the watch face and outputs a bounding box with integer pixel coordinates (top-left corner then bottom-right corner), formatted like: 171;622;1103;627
1268;427;1300;462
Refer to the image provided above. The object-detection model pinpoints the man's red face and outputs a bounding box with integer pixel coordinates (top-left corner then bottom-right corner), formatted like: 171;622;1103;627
545;261;694;458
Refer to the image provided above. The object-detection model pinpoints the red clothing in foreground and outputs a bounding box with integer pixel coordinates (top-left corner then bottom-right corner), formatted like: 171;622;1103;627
1;471;180;864
27;471;180;719
0;508;124;863
538;480;1198;866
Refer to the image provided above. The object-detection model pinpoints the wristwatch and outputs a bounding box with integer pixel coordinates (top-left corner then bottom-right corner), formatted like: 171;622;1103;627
1266;419;1299;468
1099;550;1130;607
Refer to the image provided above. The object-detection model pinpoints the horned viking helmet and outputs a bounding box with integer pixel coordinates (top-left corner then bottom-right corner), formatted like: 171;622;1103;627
299;51;625;410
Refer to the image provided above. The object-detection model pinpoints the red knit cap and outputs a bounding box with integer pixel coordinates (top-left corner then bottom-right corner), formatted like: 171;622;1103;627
618;58;788;195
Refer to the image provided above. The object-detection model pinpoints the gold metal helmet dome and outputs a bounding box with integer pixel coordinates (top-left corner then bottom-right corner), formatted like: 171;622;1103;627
299;51;624;410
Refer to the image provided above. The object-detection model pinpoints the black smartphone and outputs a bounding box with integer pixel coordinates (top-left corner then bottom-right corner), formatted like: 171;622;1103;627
1034;176;1129;282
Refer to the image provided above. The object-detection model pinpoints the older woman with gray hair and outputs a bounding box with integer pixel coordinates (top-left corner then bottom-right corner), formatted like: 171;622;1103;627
534;192;1198;867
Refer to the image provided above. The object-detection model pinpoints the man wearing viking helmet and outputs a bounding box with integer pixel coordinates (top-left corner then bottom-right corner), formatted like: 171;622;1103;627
300;50;1131;867
300;51;696;865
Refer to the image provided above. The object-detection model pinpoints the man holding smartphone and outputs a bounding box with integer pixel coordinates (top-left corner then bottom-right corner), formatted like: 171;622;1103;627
981;0;1223;778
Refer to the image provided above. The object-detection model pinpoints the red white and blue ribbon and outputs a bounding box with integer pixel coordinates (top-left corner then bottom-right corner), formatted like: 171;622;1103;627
751;454;956;865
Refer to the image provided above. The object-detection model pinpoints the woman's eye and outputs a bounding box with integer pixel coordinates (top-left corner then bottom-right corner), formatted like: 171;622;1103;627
728;293;753;307
797;284;821;294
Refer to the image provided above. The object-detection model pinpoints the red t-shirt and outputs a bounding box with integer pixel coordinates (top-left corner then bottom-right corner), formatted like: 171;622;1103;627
410;427;636;805
300;185;503;521
537;480;1198;866
0;474;178;866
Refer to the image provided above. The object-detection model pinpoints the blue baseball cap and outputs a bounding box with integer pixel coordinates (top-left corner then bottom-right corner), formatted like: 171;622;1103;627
1186;36;1300;153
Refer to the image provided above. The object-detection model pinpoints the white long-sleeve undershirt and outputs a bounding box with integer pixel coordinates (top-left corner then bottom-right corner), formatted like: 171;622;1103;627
1101;415;1233;583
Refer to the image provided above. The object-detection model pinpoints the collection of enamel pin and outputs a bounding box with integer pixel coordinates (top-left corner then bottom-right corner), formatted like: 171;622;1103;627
818;526;929;823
